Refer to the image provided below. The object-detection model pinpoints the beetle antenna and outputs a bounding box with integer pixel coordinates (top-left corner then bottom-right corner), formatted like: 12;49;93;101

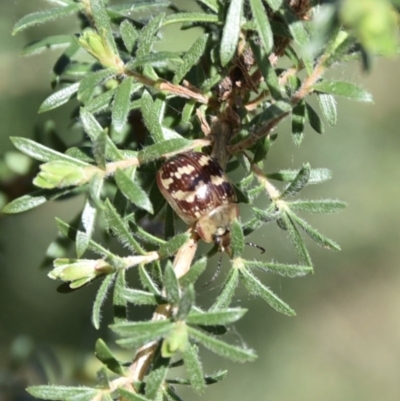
202;255;222;287
245;242;265;254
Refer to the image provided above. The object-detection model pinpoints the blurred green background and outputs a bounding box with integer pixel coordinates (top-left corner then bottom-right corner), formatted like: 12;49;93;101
1;1;400;401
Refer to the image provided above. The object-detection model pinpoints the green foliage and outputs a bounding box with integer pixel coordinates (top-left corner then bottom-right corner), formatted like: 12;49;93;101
3;0;399;400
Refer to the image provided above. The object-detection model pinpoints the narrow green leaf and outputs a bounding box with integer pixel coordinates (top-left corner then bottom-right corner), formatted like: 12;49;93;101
187;308;246;326
317;93;337;127
220;0;244;66
250;40;281;100
78;69;113;104
22;35;73;56
119;388;152;401
141;91;164;142
179;257;207;287
127;52;182;70
243;260;313;277
92;274;116;330
95;338;125;375
280;163;311;198
138;138;191;164
281;7;308;45
252;206;279;224
76;176;103;257
114;169;153;214
173;34;208;84
80;108;107;168
120;20;138;53
314;80;373;103
137;14;165;78
287;210;341;251
291;101;306;146
305;102;324;134
1;188;73;214
182;344;205;393
85;88;116;114
164;264;180;304
158;233;190;259
104;199;144;254
26;386;96;400
13;4;82;35
108;2;170;17
123;288;160;306
129;219;166;247
112;78;133;135
240;266;296;316
39;82;80;113
65;147;94;163
111;320;173;348
281;212;313;266
323;33;359;68
249;0;273;55
113;270;128;324
137;14;165;57
201;73;222;92
288;199;346;214
145;357;170;400
254;100;292;125
139;265;161;296
210;268;239;310
177;285;195;321
90;0;118;54
187;326;257;362
230;219;244;258
267;168;332;184
163;12;219;26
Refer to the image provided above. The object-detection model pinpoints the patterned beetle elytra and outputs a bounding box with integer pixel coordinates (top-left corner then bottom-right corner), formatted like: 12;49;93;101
156;151;238;251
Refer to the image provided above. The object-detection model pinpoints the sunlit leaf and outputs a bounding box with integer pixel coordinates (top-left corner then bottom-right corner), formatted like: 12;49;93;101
287;199;346;214
314;80;373;102
187;308;246;326
249;0;273;55
2;188;73;214
114;169;153;214
92;274;115;329
182;344;205;393
317;93;337;127
112;77;133;135
22;35;73;56
240;267;296;316
280;163;311;198
10;137;88;165
287;210;341;251
174;34;209;84
243;260;313;277
210;268;239;310
13;4;82;35
220;0;244;66
187;326;257;362
39;83;80;113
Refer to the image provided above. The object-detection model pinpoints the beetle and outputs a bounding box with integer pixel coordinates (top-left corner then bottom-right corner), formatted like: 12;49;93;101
156;151;238;252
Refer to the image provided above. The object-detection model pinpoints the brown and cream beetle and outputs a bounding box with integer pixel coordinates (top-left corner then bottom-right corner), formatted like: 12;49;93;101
156;151;238;252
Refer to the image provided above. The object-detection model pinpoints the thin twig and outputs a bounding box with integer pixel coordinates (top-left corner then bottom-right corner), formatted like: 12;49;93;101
127;233;199;387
